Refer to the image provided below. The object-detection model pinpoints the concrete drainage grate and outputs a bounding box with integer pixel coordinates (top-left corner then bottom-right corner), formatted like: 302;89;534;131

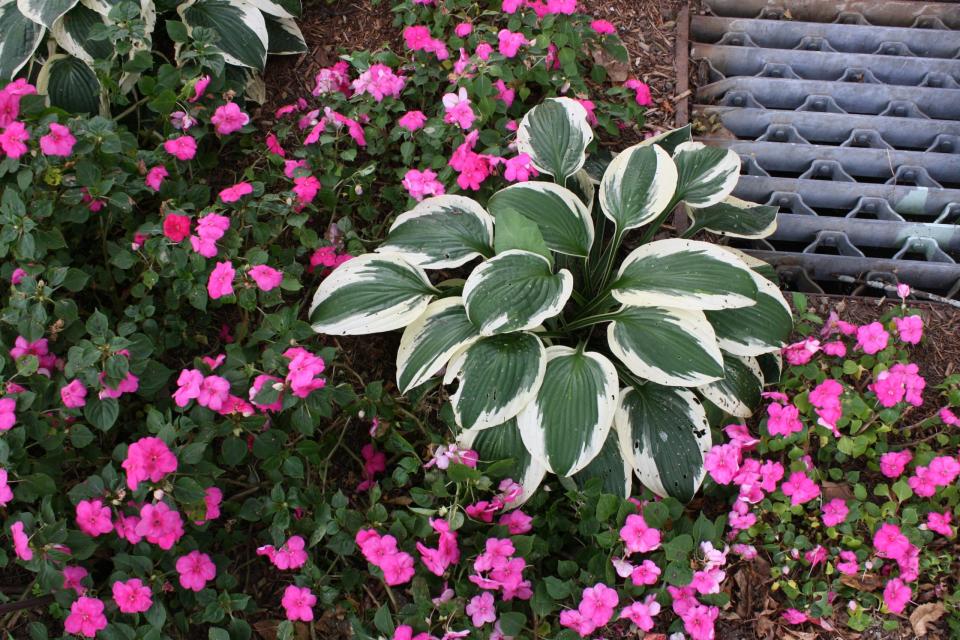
690;0;960;298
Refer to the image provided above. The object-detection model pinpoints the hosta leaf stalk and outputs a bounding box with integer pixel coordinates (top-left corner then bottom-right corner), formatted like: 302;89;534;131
309;98;792;503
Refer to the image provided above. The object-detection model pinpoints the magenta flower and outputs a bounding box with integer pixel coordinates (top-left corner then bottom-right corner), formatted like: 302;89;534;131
883;578;911;614
455;22;473;37
198;374;231;411
466;592;497;627
122;436;177;491
497;29;528;57
350;64;405;102
398;110;427;132
619;594;660;631
64;596;107;638
11;520;32;560
0;121;29;158
135;501;184;549
248;265;283;292
590;19;617;34
442;88;475;130
176;550;216;591
60;379;88;409
894;314;923;344
189;74;210;102
856;321;890;354
821;498;849;527
76;499;114;537
163;135;197;161
62;566;88;595
145;165;168;191
0;469;12;507
113;578;153;613
281;585;316;621
218;181;253;203
207;261;236;300
926;511;953;536
402;168;445;201
619;514;661;554
780;471;820;506
39;122;75;156
210;101;249;135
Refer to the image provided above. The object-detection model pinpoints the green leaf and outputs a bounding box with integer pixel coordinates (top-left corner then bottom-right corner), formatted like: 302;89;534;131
178;0;269;70
488;182;593;257
607;305;724;387
599;142;678;230
672;141;740;208
447;332;546;431
84;397;118;431
499;612;526;636
0;1;45;79
464;251;572;335
36;54;100;114
615;384;712;502
263;13;306;54
697;354;763;419
686;196;778;239
706;269;792;357
309;253;437;335
613;238;758;310
517;347;618;476
458;418;546;505
517;97;593;181
572;428;632;498
493;209;552;263
377;195;493;269
17;0;79;28
395;297;480;394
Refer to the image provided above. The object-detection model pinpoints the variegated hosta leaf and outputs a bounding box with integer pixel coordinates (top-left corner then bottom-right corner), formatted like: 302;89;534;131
309;254;437;335
78;0;122;15
697;354;763;418
396;297;480;394
607;305;724;387
706;271;792;357
178;0;268;70
263;13;306;54
757;352;783;386
517;97;593;181
0;1;45;79
458;418;546;506
463;251;572;336
36;54;100;114
686;196;778;239
446;332;546;431
246;0;301;18
52;3;110;63
719;245;779;283
17;0;78;28
635;124;692;156
488;182;593;257
612;238;758;310
569;169;595;212
615;384;712;503
571;427;632;498
377;195;493;269
599;142;678;231
672;141;740;209
517;347;619;477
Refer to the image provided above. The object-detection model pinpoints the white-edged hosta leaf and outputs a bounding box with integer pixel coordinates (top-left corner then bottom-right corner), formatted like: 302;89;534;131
308;253;437;335
517;97;593;181
396;297;480;394
607;305;724;386
672;141;740;209
757;352;783;386
51;3;110;63
718;245;780;283
599;142;678;231
78;0;122;15
246;0;300;18
458;418;546;506
613;238;758;310
488;182;593;257
706;271;792;356
17;0;78;28
686;196;778;239
178;0;268;70
697;354;763;418
570;168;595;212
517;347;618;477
263;13;306;54
571;427;632;498
463;250;572;336
446;332;546;431
377;195;493;269
635;124;692;155
0;1;45;79
615;384;711;502
36;54;100;114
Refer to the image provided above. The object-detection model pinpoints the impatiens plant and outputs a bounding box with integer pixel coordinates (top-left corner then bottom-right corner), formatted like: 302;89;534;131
309;97;792;502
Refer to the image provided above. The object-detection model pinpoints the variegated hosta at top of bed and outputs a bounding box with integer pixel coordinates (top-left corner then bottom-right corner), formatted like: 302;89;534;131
309;97;792;504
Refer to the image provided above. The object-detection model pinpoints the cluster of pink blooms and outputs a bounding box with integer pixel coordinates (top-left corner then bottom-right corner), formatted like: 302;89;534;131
308;246;353;274
404;25;449;60
449;131;501;190
351;64;407;102
356;529;417;585
870;363;925;408
257;535;308;570
502;0;576;17
0;81;77;160
402;169;445;201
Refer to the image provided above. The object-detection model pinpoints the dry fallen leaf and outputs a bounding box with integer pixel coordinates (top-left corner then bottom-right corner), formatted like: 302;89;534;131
839;572;883;592
910;602;947;636
591;47;630;83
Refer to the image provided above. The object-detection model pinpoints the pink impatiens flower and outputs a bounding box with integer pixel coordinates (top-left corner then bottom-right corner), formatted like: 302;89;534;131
883;578;911;614
122;436;177;491
0;469;13;507
782;336;820;365
879;450;912;478
620;594;660;631
503;154;537;182
135;501;184;550
619;514;661;554
821;498;849;527
497;29;528;57
76;499;114;537
292;175;321;205
766;402;802;437
590;19;617;34
281;585;316;621
60;379;88;408
926;511;953;537
64;596;107;638
351;64;406;102
11;520;32;560
163;135;197;161
398;110;427;132
894;315;923;344
207;261;236;299
219;181;253;203
402;168;445;201
198;375;231;411
624;79;653;106
210;102;249;135
466;592;497;627
704;442;741;485
113;578;153;614
283;347;326;398
40;122;76;156
176;551;216;591
856;322;890;354
189;75;210;102
780;471;820;506
0;121;30;158
248;265;283;292
163;213;191;243
443;88;476;130
63;566;88;595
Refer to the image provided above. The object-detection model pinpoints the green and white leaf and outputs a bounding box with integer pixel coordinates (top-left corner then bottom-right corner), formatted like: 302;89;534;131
0;1;45;79
697;354;763;418
309;253;437;335
607;305;725;387
446;332;546;431
569;168;595;212
718;245;779;283
377;195;493;269
396;297;480;394
246;0;300;18
178;0;268;69
613;238;758;310
757;352;783;386
635;124;692;156
488;182;593;257
672;141;740;209
463;251;572;336
263;13;306;54
17;0;78;28
458;418;546;506
599;142;678;230
78;0;122;15
517;347;619;477
616;384;712;502
36;54;100;114
686;196;778;239
51;4;110;63
706;271;792;356
516;97;593;181
570;428;632;498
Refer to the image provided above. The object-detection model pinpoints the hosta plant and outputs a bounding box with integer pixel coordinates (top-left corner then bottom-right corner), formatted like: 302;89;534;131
309;98;792;503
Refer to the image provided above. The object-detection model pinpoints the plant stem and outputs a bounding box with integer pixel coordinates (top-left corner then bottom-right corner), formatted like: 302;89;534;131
563;311;623;333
